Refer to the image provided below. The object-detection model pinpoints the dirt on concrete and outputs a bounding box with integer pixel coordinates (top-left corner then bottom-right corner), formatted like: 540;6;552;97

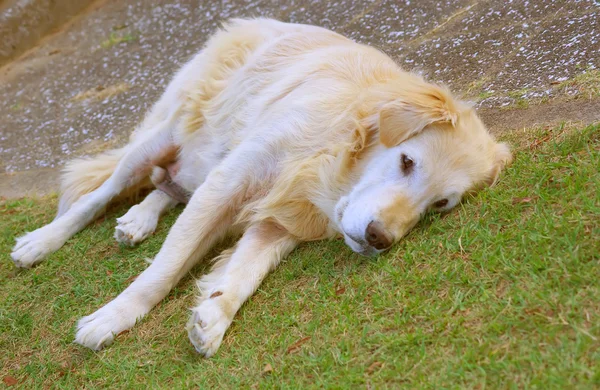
0;0;101;67
0;0;599;197
480;98;600;135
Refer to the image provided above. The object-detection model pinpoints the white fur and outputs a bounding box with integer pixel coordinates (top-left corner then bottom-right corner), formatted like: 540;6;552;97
114;189;177;246
186;222;298;357
11;18;510;357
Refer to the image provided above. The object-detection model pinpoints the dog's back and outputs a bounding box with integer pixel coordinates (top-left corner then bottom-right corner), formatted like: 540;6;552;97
57;19;353;211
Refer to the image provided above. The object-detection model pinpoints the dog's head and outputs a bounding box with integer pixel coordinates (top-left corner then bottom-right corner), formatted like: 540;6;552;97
335;82;512;256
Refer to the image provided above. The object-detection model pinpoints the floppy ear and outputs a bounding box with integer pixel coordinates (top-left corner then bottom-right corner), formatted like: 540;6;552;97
378;86;459;147
486;142;513;186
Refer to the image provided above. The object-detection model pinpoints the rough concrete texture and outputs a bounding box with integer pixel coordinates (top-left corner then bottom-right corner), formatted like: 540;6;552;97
0;0;98;66
1;0;599;197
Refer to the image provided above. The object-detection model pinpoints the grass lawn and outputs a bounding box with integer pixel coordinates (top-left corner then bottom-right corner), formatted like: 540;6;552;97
1;123;599;388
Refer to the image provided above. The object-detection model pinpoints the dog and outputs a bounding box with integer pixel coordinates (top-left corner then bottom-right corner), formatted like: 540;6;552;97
11;18;512;357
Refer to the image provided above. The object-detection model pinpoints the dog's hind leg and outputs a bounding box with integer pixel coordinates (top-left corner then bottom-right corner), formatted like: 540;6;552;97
114;189;178;246
74;146;265;351
11;127;176;268
187;221;298;357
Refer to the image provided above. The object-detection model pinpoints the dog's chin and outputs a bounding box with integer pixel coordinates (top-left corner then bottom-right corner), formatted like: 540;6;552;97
343;234;379;257
357;246;379;257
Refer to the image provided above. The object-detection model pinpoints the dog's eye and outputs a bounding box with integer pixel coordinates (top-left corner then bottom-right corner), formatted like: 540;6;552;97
433;199;448;208
401;154;414;174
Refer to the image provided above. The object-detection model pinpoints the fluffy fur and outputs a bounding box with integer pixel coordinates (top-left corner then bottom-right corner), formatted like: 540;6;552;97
11;18;511;357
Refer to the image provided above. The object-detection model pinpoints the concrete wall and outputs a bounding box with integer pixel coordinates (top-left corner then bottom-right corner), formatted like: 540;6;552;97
0;0;98;66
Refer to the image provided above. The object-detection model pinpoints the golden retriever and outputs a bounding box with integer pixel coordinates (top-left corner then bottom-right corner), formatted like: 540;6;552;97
11;18;512;357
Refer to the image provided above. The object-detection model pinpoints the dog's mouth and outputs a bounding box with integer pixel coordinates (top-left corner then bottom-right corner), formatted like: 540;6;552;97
356;246;378;257
342;233;380;257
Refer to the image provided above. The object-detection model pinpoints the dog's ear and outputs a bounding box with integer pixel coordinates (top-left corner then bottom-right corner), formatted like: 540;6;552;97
378;85;458;147
486;142;513;186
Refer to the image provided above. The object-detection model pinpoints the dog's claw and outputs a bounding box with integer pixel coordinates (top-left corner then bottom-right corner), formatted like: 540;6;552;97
186;300;231;358
11;228;64;268
75;302;139;351
114;205;159;246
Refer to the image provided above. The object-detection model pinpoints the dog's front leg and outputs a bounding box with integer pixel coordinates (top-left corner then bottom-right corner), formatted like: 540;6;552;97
187;221;298;357
75;154;253;351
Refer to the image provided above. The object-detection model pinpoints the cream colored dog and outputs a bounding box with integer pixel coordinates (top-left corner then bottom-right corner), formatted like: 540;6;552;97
11;18;511;357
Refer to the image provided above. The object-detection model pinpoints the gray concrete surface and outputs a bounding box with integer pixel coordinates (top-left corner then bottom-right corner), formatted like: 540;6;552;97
1;0;599;197
0;0;98;67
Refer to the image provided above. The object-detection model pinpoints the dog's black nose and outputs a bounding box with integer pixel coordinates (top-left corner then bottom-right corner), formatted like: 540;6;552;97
365;221;393;250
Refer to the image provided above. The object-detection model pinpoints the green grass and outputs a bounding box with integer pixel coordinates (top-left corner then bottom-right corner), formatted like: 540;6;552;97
465;68;600;106
101;32;136;48
1;123;599;388
556;68;600;99
506;88;531;109
462;75;491;95
476;90;494;101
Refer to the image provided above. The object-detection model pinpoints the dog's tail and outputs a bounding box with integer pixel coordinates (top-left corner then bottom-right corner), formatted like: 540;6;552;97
56;147;151;218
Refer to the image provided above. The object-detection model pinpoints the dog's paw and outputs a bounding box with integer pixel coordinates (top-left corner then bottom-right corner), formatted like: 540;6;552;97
75;302;139;351
186;299;232;358
114;205;158;246
11;227;64;268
